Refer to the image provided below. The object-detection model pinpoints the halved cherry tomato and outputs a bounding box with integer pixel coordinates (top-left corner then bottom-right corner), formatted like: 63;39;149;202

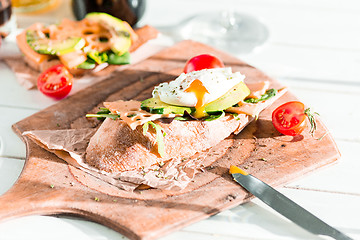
272;101;308;136
183;54;225;73
37;65;73;99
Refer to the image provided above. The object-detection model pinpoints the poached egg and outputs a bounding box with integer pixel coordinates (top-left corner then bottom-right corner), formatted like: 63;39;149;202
152;67;245;117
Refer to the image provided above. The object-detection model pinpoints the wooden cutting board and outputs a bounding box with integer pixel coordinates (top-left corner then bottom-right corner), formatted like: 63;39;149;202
0;40;340;240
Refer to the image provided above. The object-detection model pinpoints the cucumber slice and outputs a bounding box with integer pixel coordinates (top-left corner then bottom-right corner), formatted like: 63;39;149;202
141;98;194;115
107;51;130;65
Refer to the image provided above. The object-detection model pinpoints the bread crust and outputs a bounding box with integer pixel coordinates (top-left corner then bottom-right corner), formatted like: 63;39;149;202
85;114;251;173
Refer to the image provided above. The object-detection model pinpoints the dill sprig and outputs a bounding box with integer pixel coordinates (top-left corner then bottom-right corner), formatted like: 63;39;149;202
304;108;319;137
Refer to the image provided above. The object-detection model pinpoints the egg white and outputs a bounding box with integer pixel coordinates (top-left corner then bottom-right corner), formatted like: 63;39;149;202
152;68;245;107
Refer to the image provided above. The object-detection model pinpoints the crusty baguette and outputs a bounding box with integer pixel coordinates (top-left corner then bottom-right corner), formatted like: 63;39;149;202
85;113;252;173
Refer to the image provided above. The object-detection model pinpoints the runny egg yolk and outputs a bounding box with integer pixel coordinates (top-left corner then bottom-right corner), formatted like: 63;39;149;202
185;79;209;118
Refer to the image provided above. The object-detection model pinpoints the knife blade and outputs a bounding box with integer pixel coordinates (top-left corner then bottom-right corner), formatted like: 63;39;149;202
230;166;353;240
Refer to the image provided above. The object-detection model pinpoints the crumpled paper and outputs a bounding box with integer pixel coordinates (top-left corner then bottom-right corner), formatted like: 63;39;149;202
23;128;205;192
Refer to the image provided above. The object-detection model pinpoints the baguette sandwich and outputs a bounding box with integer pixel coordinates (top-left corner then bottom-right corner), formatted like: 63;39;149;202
16;12;158;75
86;61;286;173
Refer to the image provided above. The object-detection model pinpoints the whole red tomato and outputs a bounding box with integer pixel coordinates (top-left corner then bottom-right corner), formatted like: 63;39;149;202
272;101;309;136
183;54;225;73
37;65;73;99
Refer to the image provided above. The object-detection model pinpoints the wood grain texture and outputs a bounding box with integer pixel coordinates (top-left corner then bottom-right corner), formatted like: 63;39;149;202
0;40;340;240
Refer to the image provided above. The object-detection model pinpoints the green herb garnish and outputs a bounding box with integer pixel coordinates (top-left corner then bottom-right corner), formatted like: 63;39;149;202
143;121;166;157
204;111;225;121
244;88;277;103
230;112;242;120
304;108;320;137
88;51;108;64
77;51;130;69
174;116;191;121
86;107;120;120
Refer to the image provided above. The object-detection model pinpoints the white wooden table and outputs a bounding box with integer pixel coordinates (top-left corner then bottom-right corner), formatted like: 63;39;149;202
0;0;359;239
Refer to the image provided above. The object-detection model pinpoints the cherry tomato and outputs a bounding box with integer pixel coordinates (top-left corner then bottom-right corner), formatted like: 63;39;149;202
37;65;73;99
272;101;308;136
183;54;225;73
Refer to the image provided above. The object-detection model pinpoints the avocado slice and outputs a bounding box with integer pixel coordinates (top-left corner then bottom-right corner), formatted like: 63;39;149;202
26;30;85;56
204;81;250;113
85;12;131;55
141;98;194;115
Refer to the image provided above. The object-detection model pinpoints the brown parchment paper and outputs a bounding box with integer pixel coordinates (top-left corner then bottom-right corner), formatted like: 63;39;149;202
23;128;207;192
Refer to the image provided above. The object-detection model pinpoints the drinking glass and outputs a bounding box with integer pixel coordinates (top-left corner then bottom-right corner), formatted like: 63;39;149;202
72;0;146;26
159;10;269;55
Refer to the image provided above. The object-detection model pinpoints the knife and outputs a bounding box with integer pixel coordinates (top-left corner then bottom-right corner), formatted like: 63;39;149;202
229;166;353;240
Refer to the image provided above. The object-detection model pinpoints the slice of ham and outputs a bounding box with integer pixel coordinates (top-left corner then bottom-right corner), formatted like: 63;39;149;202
227;88;287;116
104;100;182;130
246;80;270;99
16;23;51;66
59;50;88;69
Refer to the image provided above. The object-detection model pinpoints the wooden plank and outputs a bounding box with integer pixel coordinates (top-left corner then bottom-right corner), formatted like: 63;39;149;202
0;40;340;240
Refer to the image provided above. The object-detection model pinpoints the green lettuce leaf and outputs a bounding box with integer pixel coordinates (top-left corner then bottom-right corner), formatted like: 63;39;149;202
142;121;166;157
